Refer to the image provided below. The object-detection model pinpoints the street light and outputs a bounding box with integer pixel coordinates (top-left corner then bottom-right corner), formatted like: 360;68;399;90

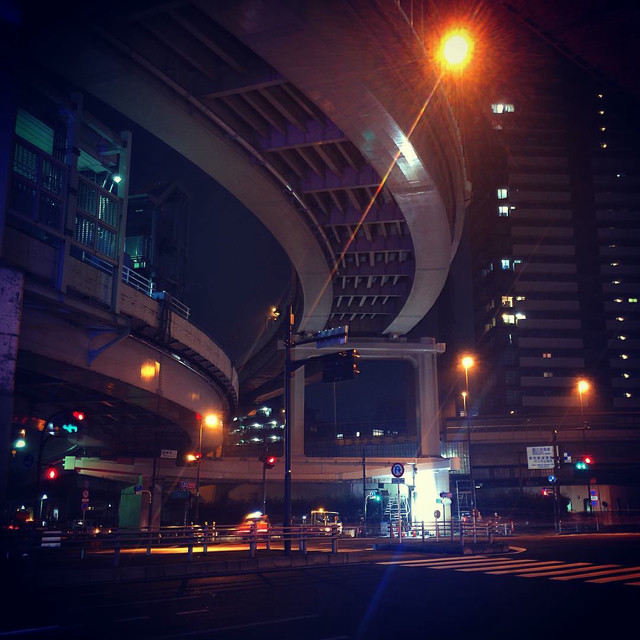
194;413;221;524
439;30;473;69
461;356;476;524
577;379;592;513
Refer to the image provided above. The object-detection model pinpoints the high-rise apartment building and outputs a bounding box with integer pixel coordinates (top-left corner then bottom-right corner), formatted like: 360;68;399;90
467;48;640;418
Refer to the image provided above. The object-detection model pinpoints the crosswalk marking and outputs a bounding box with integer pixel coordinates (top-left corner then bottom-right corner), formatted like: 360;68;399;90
552;566;640;581
587;571;640;584
378;555;640;586
455;560;561;573
517;563;593;577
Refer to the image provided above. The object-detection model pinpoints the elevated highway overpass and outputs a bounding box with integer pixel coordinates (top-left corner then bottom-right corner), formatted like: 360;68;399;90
1;1;470;526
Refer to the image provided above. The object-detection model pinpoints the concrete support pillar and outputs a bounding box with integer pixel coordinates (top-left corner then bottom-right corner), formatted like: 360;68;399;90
291;363;306;458
415;345;441;457
0;268;24;521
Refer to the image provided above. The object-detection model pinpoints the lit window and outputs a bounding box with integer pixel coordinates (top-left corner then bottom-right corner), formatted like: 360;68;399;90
620;354;629;360
611;262;619;266
497;188;508;199
502;314;515;324
498;205;509;217
542;353;552;358
373;429;384;437
600;142;608;149
355;431;360;438
618;335;627;341
515;312;526;320
616;317;625;322
612;280;621;285
624;392;632;398
501;296;513;307
501;259;511;270
337;433;344;439
513;259;523;267
599;110;605;115
543;372;553;378
629;298;638;303
622;373;630;379
597;93;603;98
600;127;606;132
491;103;513;114
516;296;526;301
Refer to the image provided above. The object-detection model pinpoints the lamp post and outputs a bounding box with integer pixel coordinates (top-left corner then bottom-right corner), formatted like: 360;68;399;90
193;413;220;525
577;379;591;513
283;304;294;554
461;356;476;524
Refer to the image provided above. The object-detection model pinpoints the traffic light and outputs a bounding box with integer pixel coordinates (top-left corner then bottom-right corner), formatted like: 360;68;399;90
47;410;85;434
575;456;593;470
263;455;277;469
322;349;360;383
44;466;59;481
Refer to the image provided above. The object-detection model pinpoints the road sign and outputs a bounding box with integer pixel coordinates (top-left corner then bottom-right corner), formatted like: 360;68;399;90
434;510;441;519
391;462;405;478
391;477;405;484
315;325;349;347
161;449;177;459
526;446;554;470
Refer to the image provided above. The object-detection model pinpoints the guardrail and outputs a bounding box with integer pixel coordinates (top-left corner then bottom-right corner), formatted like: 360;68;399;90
1;519;516;566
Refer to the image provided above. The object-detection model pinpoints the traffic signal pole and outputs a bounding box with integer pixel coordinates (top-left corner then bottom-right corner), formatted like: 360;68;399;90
281;315;352;555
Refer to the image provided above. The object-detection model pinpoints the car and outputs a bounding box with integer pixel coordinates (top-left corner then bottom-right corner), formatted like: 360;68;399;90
237;512;270;537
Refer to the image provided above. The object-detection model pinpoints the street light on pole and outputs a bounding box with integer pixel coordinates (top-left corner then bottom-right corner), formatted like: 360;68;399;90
461;356;476;524
279;27;474;553
193;413;221;525
577;379;591;513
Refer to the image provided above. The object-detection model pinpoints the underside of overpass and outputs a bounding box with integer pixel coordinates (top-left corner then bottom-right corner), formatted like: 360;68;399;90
3;0;472;526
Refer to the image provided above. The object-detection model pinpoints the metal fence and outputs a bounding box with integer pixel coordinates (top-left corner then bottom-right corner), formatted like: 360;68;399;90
2;519;516;567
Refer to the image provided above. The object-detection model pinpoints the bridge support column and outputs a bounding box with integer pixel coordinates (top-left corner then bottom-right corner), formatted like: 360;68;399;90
291;363;306;459
414;343;441;457
0;267;24;520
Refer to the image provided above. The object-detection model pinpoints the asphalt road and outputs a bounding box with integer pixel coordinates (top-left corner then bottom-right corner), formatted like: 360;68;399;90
4;533;640;639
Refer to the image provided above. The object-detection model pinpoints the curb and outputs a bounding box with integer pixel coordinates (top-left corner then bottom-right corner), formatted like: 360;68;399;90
28;551;363;587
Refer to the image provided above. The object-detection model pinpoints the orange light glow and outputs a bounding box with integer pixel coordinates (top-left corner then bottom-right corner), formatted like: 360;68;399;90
440;30;473;69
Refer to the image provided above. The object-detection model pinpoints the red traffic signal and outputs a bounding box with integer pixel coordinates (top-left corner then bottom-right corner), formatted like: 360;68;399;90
72;411;85;422
583;456;593;465
263;456;277;469
45;467;59;480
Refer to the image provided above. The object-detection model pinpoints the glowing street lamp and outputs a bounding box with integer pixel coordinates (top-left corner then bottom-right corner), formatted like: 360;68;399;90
439;30;473;69
576;379;592;513
461;356;476;523
194;413;222;524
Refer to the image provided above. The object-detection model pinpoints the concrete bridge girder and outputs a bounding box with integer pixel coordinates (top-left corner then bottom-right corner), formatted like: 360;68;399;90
33;0;468;337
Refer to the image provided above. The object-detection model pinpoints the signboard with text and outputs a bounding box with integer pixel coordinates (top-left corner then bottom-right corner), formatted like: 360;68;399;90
527;446;554;470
